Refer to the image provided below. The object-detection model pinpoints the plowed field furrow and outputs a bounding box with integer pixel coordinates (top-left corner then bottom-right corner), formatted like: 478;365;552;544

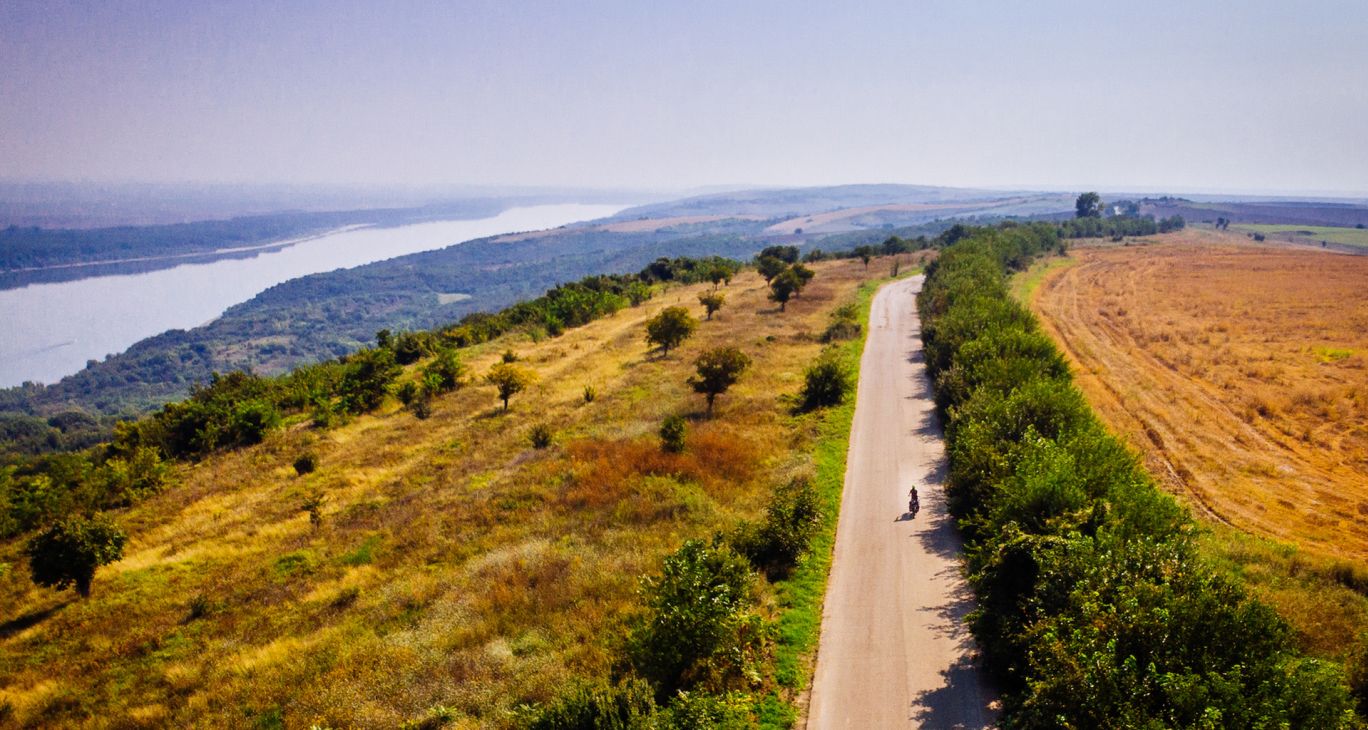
1032;239;1368;560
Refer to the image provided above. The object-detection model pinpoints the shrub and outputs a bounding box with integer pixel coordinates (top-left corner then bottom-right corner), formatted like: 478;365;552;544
582;385;597;404
529;423;554;449
25;513;126;597
797;350;852;412
659;415;688;453
821;302;862;342
629;540;767;696
293;452;319;476
526;679;658;730
732;477;821;579
422;347;465;392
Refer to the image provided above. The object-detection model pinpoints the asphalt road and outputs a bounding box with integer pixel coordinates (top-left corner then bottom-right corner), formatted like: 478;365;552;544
807;275;998;728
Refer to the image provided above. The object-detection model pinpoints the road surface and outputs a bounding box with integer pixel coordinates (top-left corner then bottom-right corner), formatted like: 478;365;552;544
807;275;997;728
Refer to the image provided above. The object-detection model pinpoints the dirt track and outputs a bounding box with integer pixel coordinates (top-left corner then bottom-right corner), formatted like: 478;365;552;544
807;276;997;728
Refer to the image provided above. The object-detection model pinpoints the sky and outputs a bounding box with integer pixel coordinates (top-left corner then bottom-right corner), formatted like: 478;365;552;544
3;0;1367;195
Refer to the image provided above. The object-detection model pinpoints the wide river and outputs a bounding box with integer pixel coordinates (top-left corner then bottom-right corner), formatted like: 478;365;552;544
0;203;625;388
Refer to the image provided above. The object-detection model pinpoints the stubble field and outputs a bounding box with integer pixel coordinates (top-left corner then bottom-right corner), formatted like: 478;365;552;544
1032;237;1368;561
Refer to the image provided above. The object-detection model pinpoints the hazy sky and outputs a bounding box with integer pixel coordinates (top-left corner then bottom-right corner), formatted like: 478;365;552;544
3;1;1366;194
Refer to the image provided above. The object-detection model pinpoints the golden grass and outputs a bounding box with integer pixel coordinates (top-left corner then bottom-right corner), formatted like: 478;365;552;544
0;259;875;727
1030;233;1368;659
1034;235;1368;560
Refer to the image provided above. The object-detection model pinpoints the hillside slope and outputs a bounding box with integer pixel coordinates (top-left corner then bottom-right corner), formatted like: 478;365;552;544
0;259;879;727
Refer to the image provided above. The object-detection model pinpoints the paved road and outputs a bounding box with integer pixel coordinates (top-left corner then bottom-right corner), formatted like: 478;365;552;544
807;275;997;729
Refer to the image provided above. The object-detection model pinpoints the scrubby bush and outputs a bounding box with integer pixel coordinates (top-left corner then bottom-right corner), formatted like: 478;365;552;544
629;540;768;697
582;385;597;404
526;679;658;730
821;302;862;342
732;477;821;579
659;415;687;453
797;350;852;412
529;423;554;449
293;452;319;476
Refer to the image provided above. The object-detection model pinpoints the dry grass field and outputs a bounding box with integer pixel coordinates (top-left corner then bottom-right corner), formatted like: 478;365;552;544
1032;235;1368;561
0;258;884;727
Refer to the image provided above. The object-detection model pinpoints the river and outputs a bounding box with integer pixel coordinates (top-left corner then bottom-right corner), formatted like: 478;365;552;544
0;203;625;388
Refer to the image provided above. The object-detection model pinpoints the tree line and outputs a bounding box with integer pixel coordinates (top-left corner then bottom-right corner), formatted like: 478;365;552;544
918;221;1357;727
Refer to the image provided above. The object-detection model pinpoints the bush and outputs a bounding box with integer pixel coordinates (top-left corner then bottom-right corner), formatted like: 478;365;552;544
293;452;319;476
821;302;862;342
797;350;852;412
582;385;597;404
732;477;821;579
529;423;554;449
659;415;688;453
629;540;767;697
526;679;658;730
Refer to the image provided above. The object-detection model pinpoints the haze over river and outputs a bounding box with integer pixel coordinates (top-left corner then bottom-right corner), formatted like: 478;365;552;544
0;203;625;388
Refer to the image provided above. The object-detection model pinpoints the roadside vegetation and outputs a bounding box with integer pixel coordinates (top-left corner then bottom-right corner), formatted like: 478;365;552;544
920;219;1358;727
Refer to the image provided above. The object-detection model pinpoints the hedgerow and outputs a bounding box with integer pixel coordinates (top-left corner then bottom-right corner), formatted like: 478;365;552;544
920;222;1357;727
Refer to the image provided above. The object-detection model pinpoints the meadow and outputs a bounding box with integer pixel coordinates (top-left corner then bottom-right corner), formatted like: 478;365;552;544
0;257;891;727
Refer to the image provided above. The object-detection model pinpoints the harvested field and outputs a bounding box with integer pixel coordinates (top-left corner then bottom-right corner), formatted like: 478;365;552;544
1032;236;1368;561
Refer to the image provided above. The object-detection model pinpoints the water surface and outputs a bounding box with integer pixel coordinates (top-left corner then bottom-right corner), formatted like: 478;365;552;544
0;203;624;387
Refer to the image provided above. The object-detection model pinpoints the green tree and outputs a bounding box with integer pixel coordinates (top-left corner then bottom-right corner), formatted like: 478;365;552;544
645;306;698;356
854;246;875;269
485;362;535;411
769;268;802;311
1075;191;1102;219
756;255;788;283
791;263;815;294
25;513;126;597
698;291;725;320
759;245;799;263
689;347;751;415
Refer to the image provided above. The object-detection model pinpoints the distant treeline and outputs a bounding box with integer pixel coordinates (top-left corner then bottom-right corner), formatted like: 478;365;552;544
1058;213;1185;239
0;201;507;278
0;255;739;540
919;222;1357;726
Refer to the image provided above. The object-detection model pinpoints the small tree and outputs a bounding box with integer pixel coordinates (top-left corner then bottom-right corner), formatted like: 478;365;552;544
25;513;127;598
689;347;751;415
698;291;726;320
798;350;853;412
645;306;698;356
1075;192;1102;219
854;246;875;269
769;268;801;311
485;362;535;411
529;423;554;449
791;263;814;295
756;255;788;283
660;414;688;453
